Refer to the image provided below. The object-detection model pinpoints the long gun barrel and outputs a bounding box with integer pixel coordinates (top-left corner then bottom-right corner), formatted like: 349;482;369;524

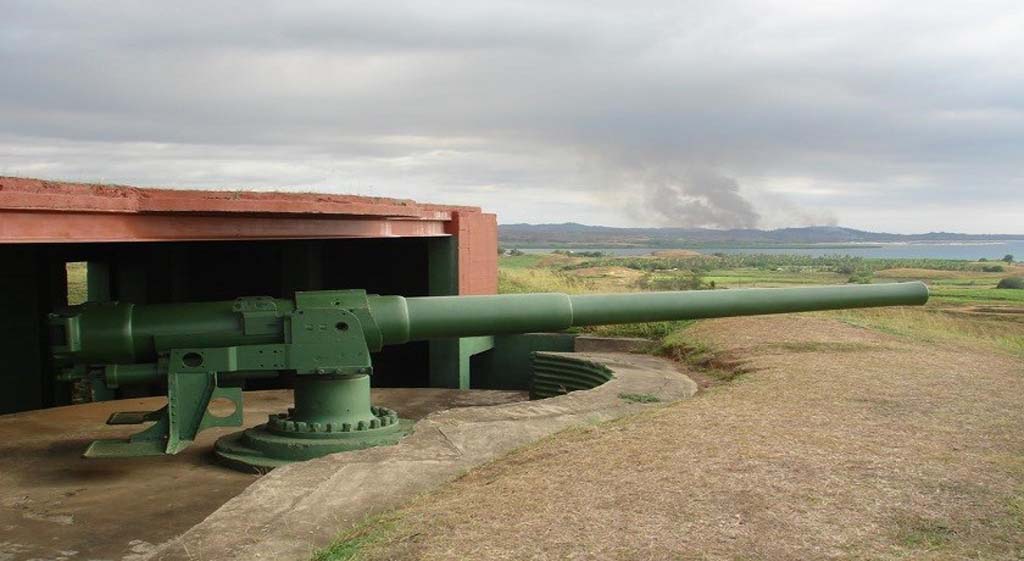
396;281;928;340
54;282;928;364
49;281;928;468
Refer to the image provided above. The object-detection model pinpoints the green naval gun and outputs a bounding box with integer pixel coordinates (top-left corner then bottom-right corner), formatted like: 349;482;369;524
50;281;929;470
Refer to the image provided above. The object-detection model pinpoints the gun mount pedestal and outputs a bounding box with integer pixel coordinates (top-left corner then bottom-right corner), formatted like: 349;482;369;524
214;375;409;470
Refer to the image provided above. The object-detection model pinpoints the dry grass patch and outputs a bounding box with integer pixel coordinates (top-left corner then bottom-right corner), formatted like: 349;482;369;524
656;327;753;386
881;264;1024;278
497;267;596;294
343;315;1024;560
876;267;1009;280
831;307;1024;358
536;253;583;268
651;249;704;258
566;266;647;288
758;341;883;354
498;266;644;294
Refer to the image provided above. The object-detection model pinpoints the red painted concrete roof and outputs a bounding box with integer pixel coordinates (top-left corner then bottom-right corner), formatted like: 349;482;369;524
0;176;479;219
0;176;489;243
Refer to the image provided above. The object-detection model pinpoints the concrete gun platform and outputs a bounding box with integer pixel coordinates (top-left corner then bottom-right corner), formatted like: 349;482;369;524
151;352;696;561
0;388;526;561
0;351;696;561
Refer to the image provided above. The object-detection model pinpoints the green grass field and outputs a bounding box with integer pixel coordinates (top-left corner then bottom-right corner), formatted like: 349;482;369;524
66;262;88;304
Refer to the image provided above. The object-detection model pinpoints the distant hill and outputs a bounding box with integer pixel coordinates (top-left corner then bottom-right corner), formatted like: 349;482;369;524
499;223;1022;248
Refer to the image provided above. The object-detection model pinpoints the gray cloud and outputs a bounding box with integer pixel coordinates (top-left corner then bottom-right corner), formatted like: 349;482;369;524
1;0;1022;232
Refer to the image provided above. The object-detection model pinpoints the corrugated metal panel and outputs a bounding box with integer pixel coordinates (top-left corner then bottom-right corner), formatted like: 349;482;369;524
529;352;613;400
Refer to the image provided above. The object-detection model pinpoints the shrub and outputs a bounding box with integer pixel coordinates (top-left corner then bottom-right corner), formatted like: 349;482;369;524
508;248;525;256
499;268;590;294
847;270;874;284
637;271;707;291
1003;254;1015;263
982;265;1006;273
552;249;603;257
996;276;1024;289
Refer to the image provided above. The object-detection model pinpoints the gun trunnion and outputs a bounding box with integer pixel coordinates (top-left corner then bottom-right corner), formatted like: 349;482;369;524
50;281;929;470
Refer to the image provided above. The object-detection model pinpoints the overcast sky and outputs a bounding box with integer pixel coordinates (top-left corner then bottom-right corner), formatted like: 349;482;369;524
1;1;1021;233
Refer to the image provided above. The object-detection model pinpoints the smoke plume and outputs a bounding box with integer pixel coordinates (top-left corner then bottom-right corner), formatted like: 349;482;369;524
606;163;761;229
639;168;759;228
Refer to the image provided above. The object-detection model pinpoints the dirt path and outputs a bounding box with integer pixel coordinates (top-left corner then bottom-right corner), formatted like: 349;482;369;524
356;315;1024;561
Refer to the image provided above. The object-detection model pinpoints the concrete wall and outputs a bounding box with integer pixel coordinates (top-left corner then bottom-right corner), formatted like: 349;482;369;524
447;210;499;295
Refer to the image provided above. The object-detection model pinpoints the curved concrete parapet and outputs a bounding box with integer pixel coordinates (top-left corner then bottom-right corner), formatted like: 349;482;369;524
149;352;697;561
530;352;615;399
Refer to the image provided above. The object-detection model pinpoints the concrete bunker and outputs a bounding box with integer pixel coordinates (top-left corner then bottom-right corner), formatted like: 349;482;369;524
0;177;504;416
